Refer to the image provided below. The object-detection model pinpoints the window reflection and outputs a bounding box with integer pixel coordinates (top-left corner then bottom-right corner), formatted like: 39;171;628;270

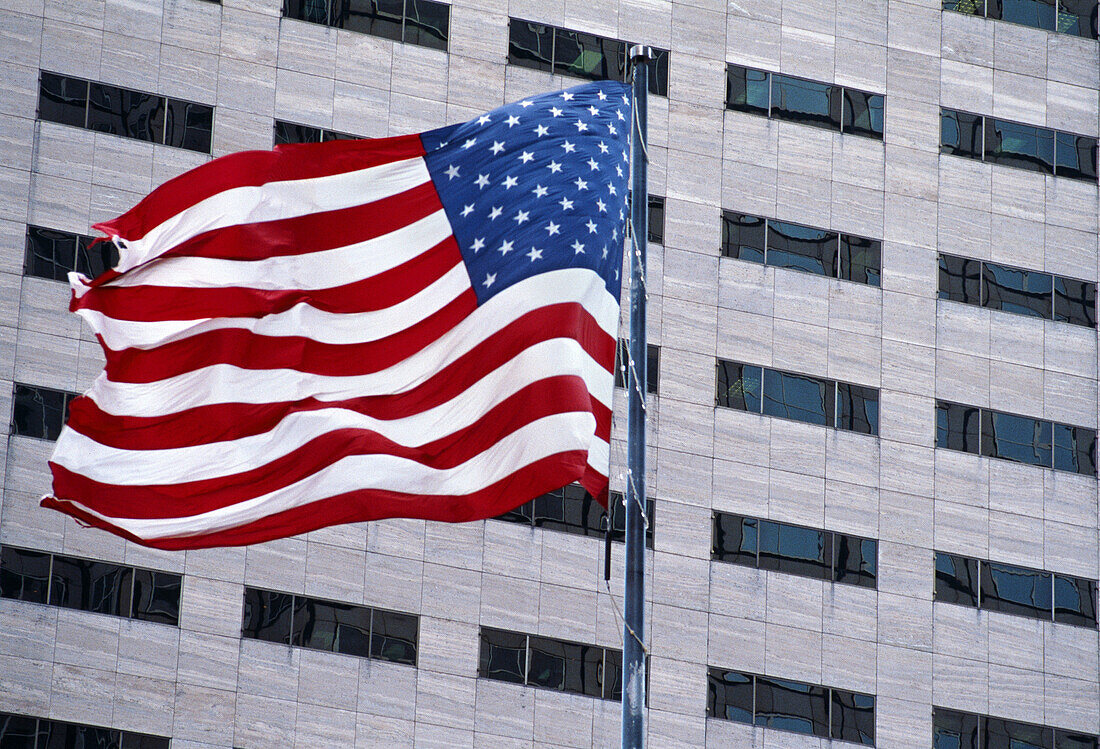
478;627;622;700
0;547;51;604
934;708;980;749
843;90;884;139
762;369;834;426
11;383;75;441
753;676;830;738
980;561;1053;619
936;400;981;454
981;263;1053;319
758;521;830;579
716;361;762;412
938;254;982;305
988;0;1057;29
707;670;753;723
941;109;983;159
478;627;527;684
981;410;1053;468
720;211;766;262
770;74;842;131
1054;574;1097;627
767;220;838;277
726;66;769;116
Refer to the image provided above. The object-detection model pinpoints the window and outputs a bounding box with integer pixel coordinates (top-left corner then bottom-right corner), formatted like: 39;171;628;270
274;120;360;145
717;360;879;435
284;0;450;50
725;64;884;140
507;19;670;97
647;195;665;244
493;484;655;548
712;512;877;588
0;712;170;749
0;546;182;626
934;708;1098;749
614;340;659;394
934;551;1097;628
478;627;622;700
25;225;118;281
940;108;1097;182
242;587;418;665
38;71;213;154
720;210;881;286
942;0;1097;39
11;383;78;441
938;252;1096;328
936;399;1097;475
707;668;874;746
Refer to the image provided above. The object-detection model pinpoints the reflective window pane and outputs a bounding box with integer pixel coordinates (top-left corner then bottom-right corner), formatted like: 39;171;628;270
982;262;1053;319
294;599;372;658
553;29;625;82
716;361;762;412
404;0;449;50
284;0;331;23
1054;277;1097;327
987;0;1057;30
706;669;753;723
25;226;79;281
1058;731;1100;749
338;0;403;38
0;713;39;749
370;609;418;664
648;47;670;97
275;121;323;145
771;74;841;131
124;732;171;749
761;369;834;427
985;717;1054;749
164;99;213;154
1055;132;1099;181
938;254;981;305
843;90;884;139
725;65;769;116
980;560;1053;620
1054;574;1097;627
1056;0;1098;37
38;72;88;128
837;382;879;435
720;211;766;262
87;83;165;143
985;118;1056;174
40;721;122;749
12;384;71;441
831;690;875;745
534;483;601;537
508;20;553;72
647;195;665;244
839;235;881;286
758;520;831;580
941;109;983;159
933;708;980;749
614;340;659;394
943;0;985;15
242;588;294;644
75;236;118;278
495;499;534;525
605;493;655;548
49;556;132;617
712;513;758;567
130;569;181;626
1053;423;1097;476
753;676;830;738
834;536;877;588
936;401;981;454
934;552;979;607
767;220;838;278
981;410;1053;468
0;547;51;604
478;628;526;684
527;636;603;698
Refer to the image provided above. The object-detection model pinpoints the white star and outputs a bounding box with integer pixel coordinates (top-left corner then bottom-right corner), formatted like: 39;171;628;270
575;119;588;132
587;158;599;171
471;237;485;252
506;114;520;127
559;197;574;210
483;272;496;287
548;161;562;173
574;177;588;190
532;184;548;198
527;247;543;261
596;198;607;213
622;94;629;104
545;222;560;236
588;105;599;116
462;138;477;149
499;240;514;255
586;219;598;233
502;175;518;189
475;173;490;189
477;114;491;126
601;245;608;259
520;100;534;108
598;141;609;154
490;140;505;155
460;203;474;217
608;123;617;136
622;150;628;161
535;124;549;137
572;240;585;254
616;165;623;177
597;90;607;101
617;109;625;121
519;150;534;163
445;164;460;179
514;209;530;224
562;141;576;153
488;206;503;220
613;228;619;240
550;107;563;117
561;91;574;101
608;183;617;195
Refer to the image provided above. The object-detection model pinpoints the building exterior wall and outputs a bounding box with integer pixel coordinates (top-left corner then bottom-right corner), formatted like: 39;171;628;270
1;0;1098;747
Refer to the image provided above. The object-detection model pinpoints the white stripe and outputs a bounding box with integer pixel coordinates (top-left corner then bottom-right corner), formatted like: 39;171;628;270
53;413;604;539
108;157;432;275
54;337;613;486
79;261;471;351
83;268;619;416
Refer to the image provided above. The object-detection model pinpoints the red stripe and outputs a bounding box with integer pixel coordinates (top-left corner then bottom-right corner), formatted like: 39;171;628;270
93;135;426;244
50;376;609;519
42;451;603;550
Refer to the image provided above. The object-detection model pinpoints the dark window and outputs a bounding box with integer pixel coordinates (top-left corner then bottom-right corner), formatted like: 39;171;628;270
0;715;170;749
339;0;404;40
38;72;88;127
275;121;323;145
754;676;830;738
720;211;766;262
981;410;1052;468
985;117;1055;174
941;109;983;160
164;99;214;153
766;219;838;278
838;235;881;286
494;499;534;526
936;400;981;454
603;491;655;548
933;707;980;749
647;48;670;97
712;513;758;567
758;520;831;580
49;555;132;617
602;647;623;701
0;712;40;749
371;609;419;665
762;369;834;426
1056;0;1099;37
130;569;182;626
842;90;884;139
945;0;1100;38
614;339;659;394
716;361;762;412
87;83;166;142
242;588;295;644
508;20;554;72
726;65;769;116
935;709;1100;749
1053;423;1097;476
293;598;373;658
837;382;879;435
403;0;449;50
1054;276;1097;327
647;195;665;244
1055;132;1099;180
706;669;753;723
38;721;122;749
496;485;654;547
834;536;877;589
11;384;75;441
982;262;1053;319
478;627;621;700
0;547;51;605
980;560;1053;620
832;690;875;746
935;552;980;607
770;74;842;131
478;627;527;684
987;0;1057;30
1059;732;1100;749
1054;574;1097;627
289;0;448;49
939;254;982;305
25;226;116;281
985;717;1055;749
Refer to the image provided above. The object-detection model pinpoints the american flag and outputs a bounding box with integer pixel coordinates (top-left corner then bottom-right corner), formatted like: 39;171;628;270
41;81;632;549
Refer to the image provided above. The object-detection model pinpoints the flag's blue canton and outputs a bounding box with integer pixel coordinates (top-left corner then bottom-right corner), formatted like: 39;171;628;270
421;81;632;305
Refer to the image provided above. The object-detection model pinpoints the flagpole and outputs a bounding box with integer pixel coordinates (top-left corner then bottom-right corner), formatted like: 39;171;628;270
622;43;652;749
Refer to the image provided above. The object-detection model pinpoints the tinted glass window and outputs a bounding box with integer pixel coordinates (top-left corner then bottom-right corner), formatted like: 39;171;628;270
242;588;294;644
758;520;831;580
831;691;875;745
707;669;753;723
716;361;762;412
25;226;81;281
275;122;323;145
1056;0;1099;37
1059;732;1100;749
647;195;664;244
614;340;659;394
76;236;118;278
39;72;88;127
534;484;602;537
495;500;534;525
834;536;876;588
123;732;171;749
726;65;769;116
1055;132;1099;181
712;514;758;566
941;109;983;159
647;48;670;97
988;0;1057;29
943;0;986;13
40;721;122;749
602;647;623;701
370;609;418;664
771;74;841;131
985;118;1055;174
130;569;181;626
982;410;1052;468
985;717;1054;749
0;713;39;749
49;556;132;617
843;90;884;138
837;383;879;435
982;263;1053;319
939;254;982;305
1054;277;1096;327
0;547;51;604
753;676;829;737
934;708;980;749
479;628;526;684
1053;423;1097;476
404;0;449;50
339;0;404;40
285;0;331;23
839;235;880;286
936;401;981;453
1054;574;1097;627
767;220;838;277
553;29;625;82
12;384;71;441
294;599;372;658
720;211;766;262
762;369;834;426
604;493;655;548
164;99;213;154
87;83;165;143
527;636;603;698
508;20;553;71
981;560;1053;620
935;552;979;607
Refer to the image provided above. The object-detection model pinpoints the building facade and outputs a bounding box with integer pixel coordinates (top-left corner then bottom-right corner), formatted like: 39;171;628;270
2;0;1100;746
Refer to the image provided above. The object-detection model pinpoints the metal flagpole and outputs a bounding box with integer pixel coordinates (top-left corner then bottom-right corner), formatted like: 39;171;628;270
622;43;652;749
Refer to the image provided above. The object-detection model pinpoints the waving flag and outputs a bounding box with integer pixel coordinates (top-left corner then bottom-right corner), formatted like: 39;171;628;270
41;81;632;549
